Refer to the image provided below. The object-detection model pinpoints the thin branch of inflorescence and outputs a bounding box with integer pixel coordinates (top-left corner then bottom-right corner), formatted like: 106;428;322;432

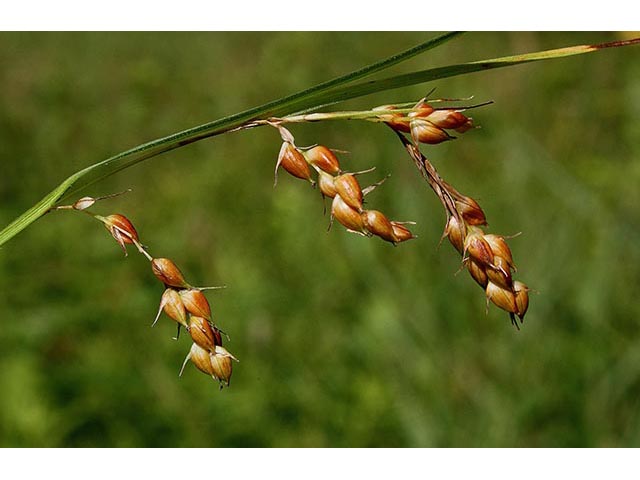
49;194;238;388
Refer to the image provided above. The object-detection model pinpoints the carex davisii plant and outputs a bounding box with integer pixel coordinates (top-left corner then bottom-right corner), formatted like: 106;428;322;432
51;194;237;389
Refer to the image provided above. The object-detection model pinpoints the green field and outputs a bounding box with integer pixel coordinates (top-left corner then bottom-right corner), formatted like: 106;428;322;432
1;32;639;447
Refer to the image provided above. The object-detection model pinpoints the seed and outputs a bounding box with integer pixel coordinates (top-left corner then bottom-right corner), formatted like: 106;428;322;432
189;315;218;352
331;195;367;235
151;258;190;288
153;288;188;328
180;343;214;377
467;258;488;288
513;281;530;321
486;281;518;314
425;110;471;130
484;234;515;269
444;215;465;254
275;142;314;185
455;197;487;226
210;345;238;387
362;210;395;243
305;145;341;175
179;289;212;320
390;221;415;243
103;214;139;255
409;118;452;145
333;174;364;211
464;230;494;267
486;257;513;290
318;170;338;198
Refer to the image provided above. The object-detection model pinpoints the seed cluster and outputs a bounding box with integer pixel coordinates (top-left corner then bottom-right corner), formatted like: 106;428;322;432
443;184;530;327
381;98;530;327
57;197;237;388
150;257;237;388
274;126;416;245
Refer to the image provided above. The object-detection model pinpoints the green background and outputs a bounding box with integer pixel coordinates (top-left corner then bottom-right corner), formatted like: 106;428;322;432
0;32;639;447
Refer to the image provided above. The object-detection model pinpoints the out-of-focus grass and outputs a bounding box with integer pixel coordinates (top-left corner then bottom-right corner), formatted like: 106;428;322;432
0;32;639;447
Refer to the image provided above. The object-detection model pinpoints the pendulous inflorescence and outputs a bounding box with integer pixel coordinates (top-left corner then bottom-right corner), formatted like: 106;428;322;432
265;94;530;328
51;194;238;389
380;96;530;327
272;124;417;245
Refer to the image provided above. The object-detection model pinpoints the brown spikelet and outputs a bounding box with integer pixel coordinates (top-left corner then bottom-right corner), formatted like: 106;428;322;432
275;142;314;185
180;289;212;320
444;215;466;254
390;222;415;243
425;110;472;130
331;195;368;235
333;174;364;211
318;170;338;199
410;118;453;145
467;258;488;288
153;288;188;328
464;230;494;266
103;214;139;255
362;210;395;243
305;145;341;174
513;281;530;321
210;345;238;387
151;258;190;288
189;315;218;352
486;281;518;314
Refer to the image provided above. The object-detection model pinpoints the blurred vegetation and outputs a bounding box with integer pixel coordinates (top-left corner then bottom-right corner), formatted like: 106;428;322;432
0;32;639;447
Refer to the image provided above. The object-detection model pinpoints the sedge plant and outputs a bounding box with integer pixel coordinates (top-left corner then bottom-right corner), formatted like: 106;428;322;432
1;32;638;389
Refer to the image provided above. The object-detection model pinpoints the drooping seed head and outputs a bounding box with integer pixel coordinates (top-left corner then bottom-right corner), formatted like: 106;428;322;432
409;118;453;145
305;145;341;175
390;221;416;244
210;345;238;387
333;174;364;211
486;281;518;314
513;281;530;321
189;315;218;352
151;258;190;289
179;289;211;320
331;195;367;234
362;210;395;243
275;142;314;185
318;170;338;198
